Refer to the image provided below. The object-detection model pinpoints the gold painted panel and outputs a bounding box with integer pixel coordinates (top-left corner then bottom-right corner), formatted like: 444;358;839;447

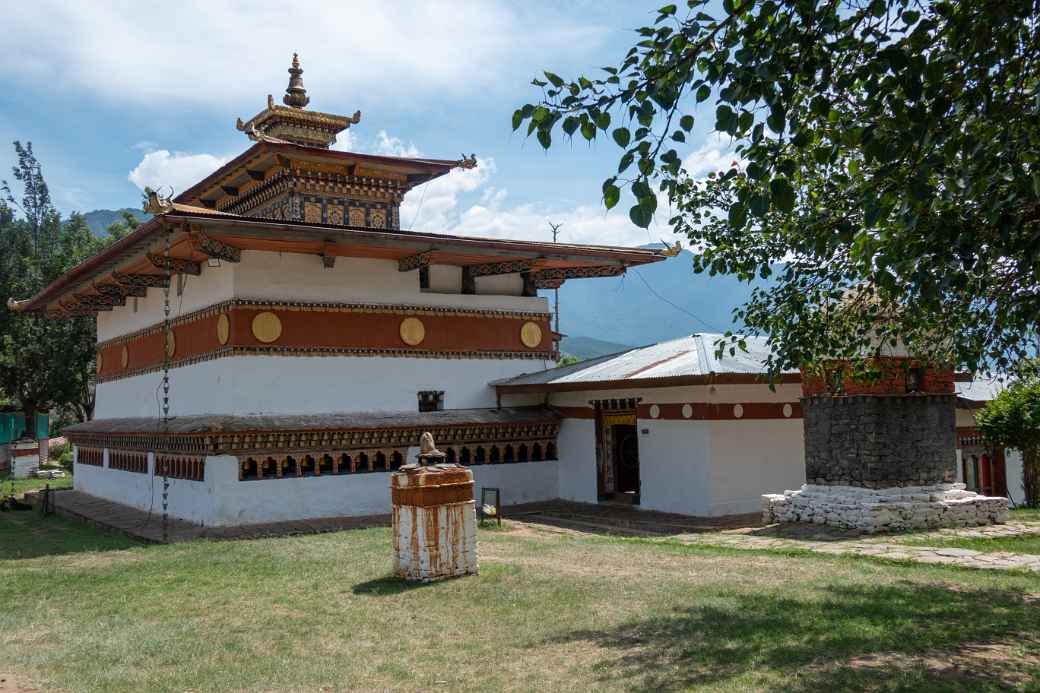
217;314;230;345
251;312;283;344
303;202;322;224
520;321;543;348
399;317;426;346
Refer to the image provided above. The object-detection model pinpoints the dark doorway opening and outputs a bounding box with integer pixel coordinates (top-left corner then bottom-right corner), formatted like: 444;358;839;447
611;424;640;505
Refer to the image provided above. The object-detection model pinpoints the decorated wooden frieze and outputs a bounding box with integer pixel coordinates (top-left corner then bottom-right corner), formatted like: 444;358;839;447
95;298;554;382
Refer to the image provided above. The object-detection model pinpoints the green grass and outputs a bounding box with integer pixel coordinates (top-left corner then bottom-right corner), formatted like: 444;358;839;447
1011;507;1040;523
0;474;73;499
898;533;1040;555
0;515;1039;692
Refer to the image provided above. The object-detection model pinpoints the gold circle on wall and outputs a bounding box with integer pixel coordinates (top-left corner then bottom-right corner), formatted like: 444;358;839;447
165;329;176;358
216;313;230;345
399;317;426;346
520;321;543;348
251;311;282;344
120;345;129;369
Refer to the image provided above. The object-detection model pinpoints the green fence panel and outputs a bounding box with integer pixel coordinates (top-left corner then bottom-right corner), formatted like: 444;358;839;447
35;414;49;440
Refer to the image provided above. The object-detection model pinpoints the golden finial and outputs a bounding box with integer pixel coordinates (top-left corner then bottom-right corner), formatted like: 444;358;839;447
283;52;310;109
659;239;682;257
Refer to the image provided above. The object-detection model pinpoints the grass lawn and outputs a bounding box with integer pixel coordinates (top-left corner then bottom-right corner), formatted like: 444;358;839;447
1;514;1039;692
0;474;73;499
889;508;1040;555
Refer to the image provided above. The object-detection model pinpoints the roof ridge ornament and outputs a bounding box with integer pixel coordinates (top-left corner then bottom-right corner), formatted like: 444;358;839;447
143;187;175;215
234;54;361;149
283;53;310;109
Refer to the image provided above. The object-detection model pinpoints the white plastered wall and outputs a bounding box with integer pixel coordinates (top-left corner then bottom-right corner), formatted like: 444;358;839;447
74;447;559;526
509;382;807;517
95;355;551;417
94;250;554;418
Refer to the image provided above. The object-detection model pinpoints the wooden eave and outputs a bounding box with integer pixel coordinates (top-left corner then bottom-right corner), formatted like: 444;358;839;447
10;209;665;315
494;370;977;395
175;142;459;208
495;372;805;394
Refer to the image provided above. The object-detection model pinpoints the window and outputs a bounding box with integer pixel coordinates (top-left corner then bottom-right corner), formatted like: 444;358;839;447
418;390;444;412
906;366;926;393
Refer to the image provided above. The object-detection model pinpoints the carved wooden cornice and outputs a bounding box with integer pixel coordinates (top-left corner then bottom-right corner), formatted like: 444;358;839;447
94;282;146;299
398;251;433;272
465;259;534;278
190;232;242;263
73;293;123;310
112;272;171;289
530;265;626;289
147;253;202;276
67;419;560;457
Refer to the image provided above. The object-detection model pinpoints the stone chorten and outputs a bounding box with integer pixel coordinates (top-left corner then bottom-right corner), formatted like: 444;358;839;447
763;304;1007;532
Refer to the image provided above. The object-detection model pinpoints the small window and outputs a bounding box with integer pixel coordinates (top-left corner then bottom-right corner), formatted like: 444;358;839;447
176;273;186;297
906;366;926;393
419;266;430;291
418;390;444;412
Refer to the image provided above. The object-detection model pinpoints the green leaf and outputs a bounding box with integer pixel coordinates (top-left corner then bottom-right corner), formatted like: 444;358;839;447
769;177;795;213
618;151;635;173
532;106;550;124
511;109;524;131
728;202;747;228
612;128;631;147
680;115;695;131
629;202;652;228
696;85;711;103
544;71;564;88
537;128;552;150
596;112;611;130
562;117;579;136
715;104;736;133
603;183;620;210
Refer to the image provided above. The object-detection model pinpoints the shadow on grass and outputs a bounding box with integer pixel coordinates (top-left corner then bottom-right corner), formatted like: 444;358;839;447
543;580;1040;691
352;575;435;596
0;512;141;560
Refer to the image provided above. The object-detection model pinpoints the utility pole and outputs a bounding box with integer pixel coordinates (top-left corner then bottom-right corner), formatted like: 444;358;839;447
548;222;563;338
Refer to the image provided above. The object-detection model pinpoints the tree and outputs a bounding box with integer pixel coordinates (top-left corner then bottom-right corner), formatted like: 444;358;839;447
514;1;1040;378
977;366;1040;507
0;143;109;423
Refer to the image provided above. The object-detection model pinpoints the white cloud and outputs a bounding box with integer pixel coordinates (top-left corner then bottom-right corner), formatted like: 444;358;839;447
373;131;421;159
683;133;744;178
126;130;682;250
127;150;229;196
1;2;606;109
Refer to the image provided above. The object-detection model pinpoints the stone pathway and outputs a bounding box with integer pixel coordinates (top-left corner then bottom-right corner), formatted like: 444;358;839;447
671;522;1040;573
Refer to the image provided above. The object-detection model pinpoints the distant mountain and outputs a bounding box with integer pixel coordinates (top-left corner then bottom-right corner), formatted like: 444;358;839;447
542;245;773;347
559;335;632;360
82;208;148;236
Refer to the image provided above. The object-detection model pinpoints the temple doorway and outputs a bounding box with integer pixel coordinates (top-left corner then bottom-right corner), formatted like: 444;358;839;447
593;398;641;505
612;424;641;504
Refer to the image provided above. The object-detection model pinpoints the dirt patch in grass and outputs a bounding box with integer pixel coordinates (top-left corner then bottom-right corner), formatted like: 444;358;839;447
0;672;53;692
813;633;1040;689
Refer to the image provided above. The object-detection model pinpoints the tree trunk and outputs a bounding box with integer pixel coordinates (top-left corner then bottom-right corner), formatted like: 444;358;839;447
1023;445;1040;508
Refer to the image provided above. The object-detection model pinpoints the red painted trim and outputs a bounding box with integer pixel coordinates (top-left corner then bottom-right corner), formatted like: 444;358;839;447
636;402;803;421
13;447;40;458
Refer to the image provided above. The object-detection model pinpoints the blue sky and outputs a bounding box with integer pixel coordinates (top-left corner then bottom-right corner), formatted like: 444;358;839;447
1;1;733;248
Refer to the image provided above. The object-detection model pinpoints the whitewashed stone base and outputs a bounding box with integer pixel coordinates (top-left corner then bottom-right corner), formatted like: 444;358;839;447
392;501;479;581
10;442;40;480
762;483;1008;533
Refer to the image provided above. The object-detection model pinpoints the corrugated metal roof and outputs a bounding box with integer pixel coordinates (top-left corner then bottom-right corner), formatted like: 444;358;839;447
496;333;794;386
955;376;1010;403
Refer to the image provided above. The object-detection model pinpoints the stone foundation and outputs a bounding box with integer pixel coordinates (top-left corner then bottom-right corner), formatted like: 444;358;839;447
762;483;1008;533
